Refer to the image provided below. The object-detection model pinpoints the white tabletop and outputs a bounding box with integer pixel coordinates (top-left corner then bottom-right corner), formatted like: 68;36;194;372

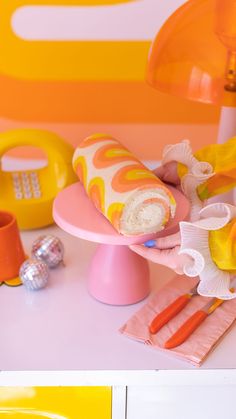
1;224;236;375
1;157;236;388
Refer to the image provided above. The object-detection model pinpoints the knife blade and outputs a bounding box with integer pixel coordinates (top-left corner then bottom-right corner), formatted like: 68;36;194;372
164;297;224;349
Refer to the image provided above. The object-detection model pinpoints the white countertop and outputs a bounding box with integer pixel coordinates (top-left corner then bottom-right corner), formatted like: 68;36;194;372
1;224;236;376
1;157;236;387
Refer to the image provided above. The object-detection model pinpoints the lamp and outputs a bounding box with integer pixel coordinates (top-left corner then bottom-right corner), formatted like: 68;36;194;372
147;0;236;202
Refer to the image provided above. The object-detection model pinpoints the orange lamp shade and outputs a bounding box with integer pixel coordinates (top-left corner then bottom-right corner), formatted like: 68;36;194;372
147;0;236;105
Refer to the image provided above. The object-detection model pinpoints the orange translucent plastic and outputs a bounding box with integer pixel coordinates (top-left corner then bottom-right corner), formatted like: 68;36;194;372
147;0;236;105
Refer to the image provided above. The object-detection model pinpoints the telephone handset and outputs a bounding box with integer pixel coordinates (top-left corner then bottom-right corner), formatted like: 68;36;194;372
0;128;77;229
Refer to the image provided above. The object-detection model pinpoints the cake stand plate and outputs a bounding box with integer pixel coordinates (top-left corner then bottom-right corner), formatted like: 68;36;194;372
53;183;189;305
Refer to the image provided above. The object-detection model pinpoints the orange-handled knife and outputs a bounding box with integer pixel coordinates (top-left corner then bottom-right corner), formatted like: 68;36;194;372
149;285;198;334
164;297;224;349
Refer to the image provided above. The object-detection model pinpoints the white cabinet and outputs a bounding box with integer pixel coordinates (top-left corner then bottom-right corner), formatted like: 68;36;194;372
127;385;236;419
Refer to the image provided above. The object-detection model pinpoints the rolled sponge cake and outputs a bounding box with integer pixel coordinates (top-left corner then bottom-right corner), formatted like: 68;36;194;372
73;134;176;236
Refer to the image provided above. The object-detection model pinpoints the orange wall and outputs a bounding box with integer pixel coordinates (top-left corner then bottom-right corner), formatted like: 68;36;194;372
0;0;220;159
2;118;219;161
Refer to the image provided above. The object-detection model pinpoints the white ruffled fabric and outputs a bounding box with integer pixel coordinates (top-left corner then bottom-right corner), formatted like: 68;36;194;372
179;203;236;299
162;140;214;221
162;140;236;299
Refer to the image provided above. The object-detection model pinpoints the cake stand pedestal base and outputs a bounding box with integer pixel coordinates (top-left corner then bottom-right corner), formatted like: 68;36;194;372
88;244;150;305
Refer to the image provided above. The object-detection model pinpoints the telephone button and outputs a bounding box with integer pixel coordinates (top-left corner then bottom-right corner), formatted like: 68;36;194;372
33;191;41;198
15;192;23;200
24;192;32;199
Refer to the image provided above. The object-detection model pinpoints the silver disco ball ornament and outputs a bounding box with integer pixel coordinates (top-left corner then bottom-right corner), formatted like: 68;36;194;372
32;235;64;269
19;259;49;290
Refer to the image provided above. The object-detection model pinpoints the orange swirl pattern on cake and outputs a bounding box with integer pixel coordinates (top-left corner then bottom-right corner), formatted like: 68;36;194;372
74;155;87;186
107;202;125;230
111;163;162;193
73;134;176;236
88;177;105;213
93;143;139;169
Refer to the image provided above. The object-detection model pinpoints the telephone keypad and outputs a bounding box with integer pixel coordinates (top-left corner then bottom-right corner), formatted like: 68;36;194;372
12;172;41;200
15;192;23;200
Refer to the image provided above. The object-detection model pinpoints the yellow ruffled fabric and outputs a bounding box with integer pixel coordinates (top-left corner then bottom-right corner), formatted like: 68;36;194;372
178;137;236;272
195;137;236;200
178;137;236;199
209;218;236;272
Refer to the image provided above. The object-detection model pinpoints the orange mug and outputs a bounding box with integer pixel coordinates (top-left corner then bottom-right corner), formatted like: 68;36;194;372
0;210;26;282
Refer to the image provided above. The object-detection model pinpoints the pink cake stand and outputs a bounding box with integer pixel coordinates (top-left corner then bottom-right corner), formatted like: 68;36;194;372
53;183;189;305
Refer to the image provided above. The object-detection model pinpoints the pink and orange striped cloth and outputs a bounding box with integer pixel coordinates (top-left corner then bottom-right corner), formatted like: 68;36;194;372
73;134;176;236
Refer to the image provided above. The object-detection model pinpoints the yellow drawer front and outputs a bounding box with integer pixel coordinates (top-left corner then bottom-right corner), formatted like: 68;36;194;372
0;387;112;419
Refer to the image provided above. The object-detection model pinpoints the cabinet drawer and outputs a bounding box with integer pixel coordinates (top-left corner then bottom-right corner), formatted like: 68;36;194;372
0;387;112;419
127;385;236;419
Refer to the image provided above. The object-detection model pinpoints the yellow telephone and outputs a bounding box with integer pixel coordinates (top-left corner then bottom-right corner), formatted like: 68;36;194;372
0;128;77;229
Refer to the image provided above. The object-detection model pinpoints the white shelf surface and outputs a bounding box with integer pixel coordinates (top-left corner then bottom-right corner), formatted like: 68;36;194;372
1;157;236;385
1;225;236;379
